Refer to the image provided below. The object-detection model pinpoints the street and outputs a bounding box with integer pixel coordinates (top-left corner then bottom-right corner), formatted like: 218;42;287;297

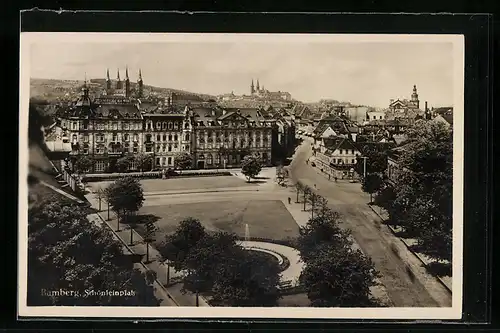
289;137;452;307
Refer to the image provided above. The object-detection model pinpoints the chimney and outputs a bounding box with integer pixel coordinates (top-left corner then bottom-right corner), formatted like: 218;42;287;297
425;101;428;111
390;99;394;103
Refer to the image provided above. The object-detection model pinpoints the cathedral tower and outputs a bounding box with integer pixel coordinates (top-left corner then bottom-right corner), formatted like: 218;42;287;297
256;79;260;91
251;79;255;95
106;69;111;90
116;69;122;89
125;66;130;98
137;69;143;98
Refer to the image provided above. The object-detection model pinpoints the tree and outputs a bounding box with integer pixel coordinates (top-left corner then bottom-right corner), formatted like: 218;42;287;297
307;192;323;219
134;153;153;173
294;181;304;203
102;186;112;221
300;244;380;307
241;155;262;182
181;232;242;299
276;165;286;186
210;250;281;307
174;152;193;173
387;120;453;261
302;185;312;211
95;187;105;211
296;209;352;263
157;217;207;271
106;177;145;235
116;156;133;173
74;155;95;182
143;218;158;263
354;146;388;178
217;147;229;169
362;173;384;203
28;197;160;306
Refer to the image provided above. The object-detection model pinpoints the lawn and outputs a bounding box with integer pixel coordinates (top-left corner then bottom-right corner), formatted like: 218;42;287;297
136;200;300;246
89;175;251;193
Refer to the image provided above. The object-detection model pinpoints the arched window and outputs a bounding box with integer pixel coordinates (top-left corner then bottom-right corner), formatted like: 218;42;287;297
168;122;173;130
184;122;189;129
162;122;167;129
156;122;161;130
124;134;129;141
174;134;178;141
185;133;190;141
168;134;173;141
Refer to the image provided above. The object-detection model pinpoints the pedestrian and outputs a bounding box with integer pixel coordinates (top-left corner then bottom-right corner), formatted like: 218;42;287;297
334;176;338;182
288;197;291;204
328;174;331;180
314;184;316;188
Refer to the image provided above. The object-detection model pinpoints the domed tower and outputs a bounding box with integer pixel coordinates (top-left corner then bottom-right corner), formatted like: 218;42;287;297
411;84;420;108
137;69;143;98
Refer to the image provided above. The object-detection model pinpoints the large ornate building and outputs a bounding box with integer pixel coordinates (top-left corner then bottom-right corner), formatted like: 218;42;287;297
58;72;284;173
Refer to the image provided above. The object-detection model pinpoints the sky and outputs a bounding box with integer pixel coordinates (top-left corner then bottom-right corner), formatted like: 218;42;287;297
30;39;456;108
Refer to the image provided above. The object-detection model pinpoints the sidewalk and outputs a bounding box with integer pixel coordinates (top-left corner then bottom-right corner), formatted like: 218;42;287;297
86;213;178;307
85;190;210;307
367;204;453;292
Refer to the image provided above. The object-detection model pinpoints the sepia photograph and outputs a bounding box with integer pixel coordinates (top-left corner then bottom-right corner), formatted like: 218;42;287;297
19;33;464;319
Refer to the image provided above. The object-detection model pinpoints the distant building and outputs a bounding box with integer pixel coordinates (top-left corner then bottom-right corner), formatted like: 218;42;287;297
250;79;292;101
388;85;420;112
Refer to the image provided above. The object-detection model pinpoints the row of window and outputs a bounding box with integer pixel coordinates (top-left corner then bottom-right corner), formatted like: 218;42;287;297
198;131;271;138
331;159;356;165
146;121;182;131
77;133;141;143
80;142;140;155
71;122;143;131
338;149;357;155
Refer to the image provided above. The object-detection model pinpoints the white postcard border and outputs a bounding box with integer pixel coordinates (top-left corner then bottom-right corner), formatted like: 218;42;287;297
18;32;465;319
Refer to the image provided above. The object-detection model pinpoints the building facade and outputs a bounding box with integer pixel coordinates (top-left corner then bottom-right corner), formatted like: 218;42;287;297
58;75;277;172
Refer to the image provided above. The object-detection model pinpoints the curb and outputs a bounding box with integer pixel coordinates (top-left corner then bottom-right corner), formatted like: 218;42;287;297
367;205;452;294
93;208;182;306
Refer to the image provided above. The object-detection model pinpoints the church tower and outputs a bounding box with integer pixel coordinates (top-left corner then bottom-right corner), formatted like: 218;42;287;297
125;66;130;98
116;69;122;89
106;69;111;90
137;69;143;98
256;79;260;92
251;79;255;95
411;84;420;108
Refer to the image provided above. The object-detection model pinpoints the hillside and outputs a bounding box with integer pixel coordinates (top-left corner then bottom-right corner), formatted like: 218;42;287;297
30;78;216;103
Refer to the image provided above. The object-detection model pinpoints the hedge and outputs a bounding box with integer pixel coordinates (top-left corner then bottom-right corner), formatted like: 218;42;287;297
83;171;232;182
